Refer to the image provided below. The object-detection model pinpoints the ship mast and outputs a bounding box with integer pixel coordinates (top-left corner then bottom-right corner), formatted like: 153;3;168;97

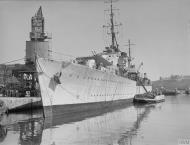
125;39;135;67
110;1;116;50
104;0;121;52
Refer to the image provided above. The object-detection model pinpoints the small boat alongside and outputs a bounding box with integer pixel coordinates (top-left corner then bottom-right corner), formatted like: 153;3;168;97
133;76;165;103
134;79;165;104
134;93;165;104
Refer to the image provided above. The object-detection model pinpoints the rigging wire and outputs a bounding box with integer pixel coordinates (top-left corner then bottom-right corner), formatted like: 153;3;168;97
0;58;25;65
48;50;76;59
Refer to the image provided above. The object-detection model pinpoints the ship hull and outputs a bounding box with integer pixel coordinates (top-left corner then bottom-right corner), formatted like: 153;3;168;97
43;98;133;117
37;58;150;117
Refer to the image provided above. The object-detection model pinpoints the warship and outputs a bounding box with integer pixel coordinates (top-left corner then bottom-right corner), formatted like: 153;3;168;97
33;1;152;117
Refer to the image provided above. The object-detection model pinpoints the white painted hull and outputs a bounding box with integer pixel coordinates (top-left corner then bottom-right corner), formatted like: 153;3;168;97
36;58;152;116
37;58;137;105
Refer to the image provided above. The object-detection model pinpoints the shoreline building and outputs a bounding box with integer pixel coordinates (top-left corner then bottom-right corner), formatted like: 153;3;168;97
0;7;51;97
26;6;52;65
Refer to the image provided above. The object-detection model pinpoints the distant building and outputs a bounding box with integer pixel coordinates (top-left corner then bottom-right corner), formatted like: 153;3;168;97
159;75;184;81
154;74;190;90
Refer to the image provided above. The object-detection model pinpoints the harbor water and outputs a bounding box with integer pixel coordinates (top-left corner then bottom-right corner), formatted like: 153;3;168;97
0;94;190;145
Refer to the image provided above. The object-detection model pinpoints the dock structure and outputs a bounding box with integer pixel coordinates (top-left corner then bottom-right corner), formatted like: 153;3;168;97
0;7;50;113
0;97;42;112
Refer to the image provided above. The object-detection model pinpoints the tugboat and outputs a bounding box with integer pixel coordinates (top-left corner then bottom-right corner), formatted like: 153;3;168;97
134;92;165;104
134;80;165;104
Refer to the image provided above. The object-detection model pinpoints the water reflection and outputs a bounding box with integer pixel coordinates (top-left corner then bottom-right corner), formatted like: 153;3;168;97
0;102;163;145
0;110;43;145
0;125;7;143
118;104;159;145
18;119;43;145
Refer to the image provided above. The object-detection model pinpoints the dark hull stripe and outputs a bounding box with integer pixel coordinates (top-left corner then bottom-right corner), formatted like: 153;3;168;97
133;99;165;104
43;98;133;117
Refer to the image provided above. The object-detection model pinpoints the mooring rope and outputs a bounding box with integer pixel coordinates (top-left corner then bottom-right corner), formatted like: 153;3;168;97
49;50;76;59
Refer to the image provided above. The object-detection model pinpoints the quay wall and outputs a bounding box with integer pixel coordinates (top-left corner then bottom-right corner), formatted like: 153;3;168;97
0;97;42;111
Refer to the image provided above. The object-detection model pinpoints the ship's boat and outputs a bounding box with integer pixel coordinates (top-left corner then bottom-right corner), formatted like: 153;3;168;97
134;93;165;103
35;1;152;117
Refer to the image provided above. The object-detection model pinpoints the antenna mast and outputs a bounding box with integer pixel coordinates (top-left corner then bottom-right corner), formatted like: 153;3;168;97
125;39;135;67
110;0;115;50
104;0;121;52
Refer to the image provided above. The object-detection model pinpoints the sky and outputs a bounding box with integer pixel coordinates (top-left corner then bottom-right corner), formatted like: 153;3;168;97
1;0;190;80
